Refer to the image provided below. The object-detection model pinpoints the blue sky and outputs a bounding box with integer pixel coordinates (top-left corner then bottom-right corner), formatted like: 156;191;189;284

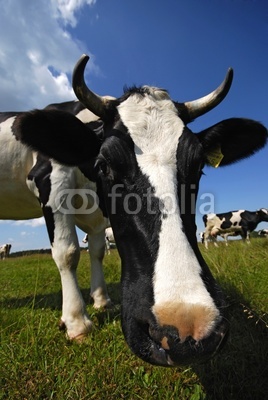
0;0;267;251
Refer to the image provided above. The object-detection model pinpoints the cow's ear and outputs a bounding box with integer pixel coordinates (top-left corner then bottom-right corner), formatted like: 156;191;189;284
197;118;267;167
13;109;102;166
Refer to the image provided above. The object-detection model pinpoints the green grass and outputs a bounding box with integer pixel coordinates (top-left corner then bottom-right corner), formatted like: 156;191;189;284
0;240;267;399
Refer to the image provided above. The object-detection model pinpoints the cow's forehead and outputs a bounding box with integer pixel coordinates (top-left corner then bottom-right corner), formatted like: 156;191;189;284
117;88;185;193
117;87;184;152
136;85;171;99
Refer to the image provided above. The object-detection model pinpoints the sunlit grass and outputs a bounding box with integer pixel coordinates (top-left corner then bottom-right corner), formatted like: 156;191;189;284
0;240;267;399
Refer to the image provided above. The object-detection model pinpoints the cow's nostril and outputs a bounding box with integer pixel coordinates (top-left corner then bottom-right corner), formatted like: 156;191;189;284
149;324;180;348
146;316;230;366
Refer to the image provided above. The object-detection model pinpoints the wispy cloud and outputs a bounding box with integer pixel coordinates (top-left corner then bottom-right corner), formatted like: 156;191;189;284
0;0;98;111
0;218;46;227
52;0;97;27
14;218;46;228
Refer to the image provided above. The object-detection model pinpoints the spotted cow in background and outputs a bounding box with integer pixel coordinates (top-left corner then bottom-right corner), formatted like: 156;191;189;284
1;54;267;366
258;229;268;237
82;227;115;254
203;209;268;248
0;243;12;259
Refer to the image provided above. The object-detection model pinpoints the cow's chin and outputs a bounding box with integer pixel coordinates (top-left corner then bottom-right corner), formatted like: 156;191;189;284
126;318;229;367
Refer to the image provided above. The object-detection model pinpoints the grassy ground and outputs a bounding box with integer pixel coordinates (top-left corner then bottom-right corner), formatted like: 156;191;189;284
0;239;267;399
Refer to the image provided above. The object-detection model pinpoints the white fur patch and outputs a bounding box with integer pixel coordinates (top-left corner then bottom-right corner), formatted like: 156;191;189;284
118;88;218;314
0;117;42;219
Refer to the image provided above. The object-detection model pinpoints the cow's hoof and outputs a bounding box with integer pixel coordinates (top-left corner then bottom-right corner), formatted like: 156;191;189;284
92;297;113;310
69;332;90;343
58;318;93;341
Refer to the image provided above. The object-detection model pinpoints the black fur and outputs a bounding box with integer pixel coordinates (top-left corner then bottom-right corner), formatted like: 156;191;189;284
197;118;267;166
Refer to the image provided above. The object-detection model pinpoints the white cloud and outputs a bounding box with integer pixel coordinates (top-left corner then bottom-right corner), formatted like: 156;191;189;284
0;0;97;111
14;218;46;228
53;0;97;27
0;218;45;228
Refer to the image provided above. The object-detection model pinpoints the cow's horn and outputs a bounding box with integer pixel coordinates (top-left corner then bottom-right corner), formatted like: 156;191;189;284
72;54;110;119
183;68;233;121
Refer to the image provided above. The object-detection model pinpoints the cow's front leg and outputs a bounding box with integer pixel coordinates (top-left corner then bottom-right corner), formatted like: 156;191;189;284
241;228;251;245
88;230;112;308
45;208;93;340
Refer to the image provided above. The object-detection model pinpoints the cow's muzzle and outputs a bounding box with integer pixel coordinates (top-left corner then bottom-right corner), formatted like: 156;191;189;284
126;317;229;367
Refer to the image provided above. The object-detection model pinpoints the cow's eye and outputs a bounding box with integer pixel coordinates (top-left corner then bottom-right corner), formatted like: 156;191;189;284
100;162;109;175
95;159;111;177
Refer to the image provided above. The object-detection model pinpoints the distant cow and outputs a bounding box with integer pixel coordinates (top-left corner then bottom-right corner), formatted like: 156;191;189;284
103;227;115;254
258;229;268;237
0;244;12;259
203;209;268;248
83;227;115;254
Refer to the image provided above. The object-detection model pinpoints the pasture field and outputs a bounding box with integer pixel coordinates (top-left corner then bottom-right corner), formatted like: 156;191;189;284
0;239;267;400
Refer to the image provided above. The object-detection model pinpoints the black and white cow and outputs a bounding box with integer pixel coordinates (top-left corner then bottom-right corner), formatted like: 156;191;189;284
0;243;12;259
258;228;268;237
203;209;268;248
2;54;267;366
103;227;116;254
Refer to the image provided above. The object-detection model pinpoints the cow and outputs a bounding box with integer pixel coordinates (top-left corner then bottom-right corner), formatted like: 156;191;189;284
103;227;116;254
2;54;267;366
258;229;268;237
203;209;268;249
199;230;241;246
82;227;115;254
0;243;12;259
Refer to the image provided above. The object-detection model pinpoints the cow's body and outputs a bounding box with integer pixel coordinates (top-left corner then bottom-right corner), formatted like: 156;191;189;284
0;243;12;259
203;209;268;248
2;54;267;366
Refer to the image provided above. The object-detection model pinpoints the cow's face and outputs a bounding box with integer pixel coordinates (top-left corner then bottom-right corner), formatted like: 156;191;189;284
14;55;267;366
92;87;228;366
259;208;268;222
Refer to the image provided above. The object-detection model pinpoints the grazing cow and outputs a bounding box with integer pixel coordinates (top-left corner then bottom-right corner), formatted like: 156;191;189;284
3;54;267;366
258;229;268;237
203;209;268;249
82;227;115;254
0;243;12;259
199;230;241;246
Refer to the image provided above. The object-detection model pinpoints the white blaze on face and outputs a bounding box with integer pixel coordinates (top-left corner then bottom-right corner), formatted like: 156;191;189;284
118;88;220;342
